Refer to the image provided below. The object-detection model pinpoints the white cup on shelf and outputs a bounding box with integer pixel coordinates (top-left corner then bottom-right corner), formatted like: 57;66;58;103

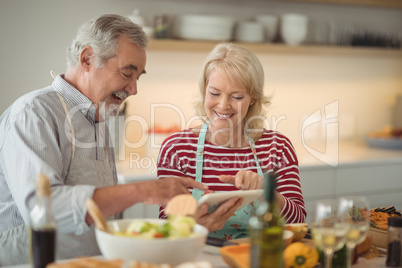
280;13;308;45
256;14;279;42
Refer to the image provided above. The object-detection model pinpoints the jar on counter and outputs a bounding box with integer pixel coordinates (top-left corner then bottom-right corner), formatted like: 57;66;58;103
386;217;402;267
154;15;168;39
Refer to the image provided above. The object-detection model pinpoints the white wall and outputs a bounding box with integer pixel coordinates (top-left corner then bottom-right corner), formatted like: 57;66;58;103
124;50;402;157
1;0;402;111
0;0;135;113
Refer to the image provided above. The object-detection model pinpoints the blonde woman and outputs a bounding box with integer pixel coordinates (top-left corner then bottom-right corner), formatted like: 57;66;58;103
158;43;306;240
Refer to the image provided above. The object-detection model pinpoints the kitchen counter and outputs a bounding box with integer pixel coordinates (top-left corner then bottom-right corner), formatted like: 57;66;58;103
116;140;402;182
198;245;388;268
3;245;388;268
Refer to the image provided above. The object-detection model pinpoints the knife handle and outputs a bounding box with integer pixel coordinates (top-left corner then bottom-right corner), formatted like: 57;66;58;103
206;236;237;247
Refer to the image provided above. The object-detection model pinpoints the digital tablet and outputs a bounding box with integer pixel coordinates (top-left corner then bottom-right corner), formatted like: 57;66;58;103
198;189;264;212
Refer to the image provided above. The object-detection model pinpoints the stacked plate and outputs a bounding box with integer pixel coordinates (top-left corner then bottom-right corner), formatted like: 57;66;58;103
172;14;236;41
235;21;264;43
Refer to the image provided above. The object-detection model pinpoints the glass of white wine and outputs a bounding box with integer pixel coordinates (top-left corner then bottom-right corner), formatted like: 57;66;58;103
340;196;370;268
311;199;349;268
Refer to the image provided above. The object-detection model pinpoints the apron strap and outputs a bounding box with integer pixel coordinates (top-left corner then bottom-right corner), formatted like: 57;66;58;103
56;93;109;163
247;136;264;177
50;70;57;79
57;93;76;158
98;124;109;164
192;123;208;200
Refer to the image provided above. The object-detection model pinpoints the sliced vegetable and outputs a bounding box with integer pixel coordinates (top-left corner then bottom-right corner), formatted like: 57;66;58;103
119;216;196;239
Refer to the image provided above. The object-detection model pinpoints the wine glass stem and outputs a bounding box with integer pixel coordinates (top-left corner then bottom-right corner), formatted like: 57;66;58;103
325;251;334;268
346;245;354;268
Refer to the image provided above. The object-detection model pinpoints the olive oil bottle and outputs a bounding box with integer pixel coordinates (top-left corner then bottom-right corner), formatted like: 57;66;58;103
249;172;284;268
29;174;57;268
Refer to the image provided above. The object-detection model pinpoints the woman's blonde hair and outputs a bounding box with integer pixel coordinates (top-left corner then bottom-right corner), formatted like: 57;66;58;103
195;43;271;137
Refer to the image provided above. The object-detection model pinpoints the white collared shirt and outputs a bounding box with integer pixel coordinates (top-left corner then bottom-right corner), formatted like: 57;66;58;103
0;75;117;234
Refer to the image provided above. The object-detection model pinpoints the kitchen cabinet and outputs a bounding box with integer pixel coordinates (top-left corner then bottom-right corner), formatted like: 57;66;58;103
118;142;402;222
116;166;159;219
122;161;402;221
123;202;159;219
300;160;402;225
121;176;160;219
299;166;336;225
148;39;402;58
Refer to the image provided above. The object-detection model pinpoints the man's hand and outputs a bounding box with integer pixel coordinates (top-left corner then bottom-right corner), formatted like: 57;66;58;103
140;177;208;207
87;177;207;225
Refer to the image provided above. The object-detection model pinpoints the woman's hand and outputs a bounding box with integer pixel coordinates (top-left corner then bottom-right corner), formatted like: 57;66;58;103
219;170;263;190
219;171;285;211
194;197;243;232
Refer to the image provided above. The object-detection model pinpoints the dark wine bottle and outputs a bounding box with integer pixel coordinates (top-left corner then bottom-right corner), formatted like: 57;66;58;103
249;172;284;268
29;174;57;268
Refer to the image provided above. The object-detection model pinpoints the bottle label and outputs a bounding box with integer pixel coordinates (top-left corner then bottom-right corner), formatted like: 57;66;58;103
30;228;56;268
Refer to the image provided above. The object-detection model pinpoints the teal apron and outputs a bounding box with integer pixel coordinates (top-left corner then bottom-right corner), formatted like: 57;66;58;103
192;123;264;240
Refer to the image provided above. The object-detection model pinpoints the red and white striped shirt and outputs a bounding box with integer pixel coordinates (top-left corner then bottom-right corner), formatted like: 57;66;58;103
157;129;306;223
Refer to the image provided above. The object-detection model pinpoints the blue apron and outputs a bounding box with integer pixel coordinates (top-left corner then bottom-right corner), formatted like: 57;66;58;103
191;123;263;240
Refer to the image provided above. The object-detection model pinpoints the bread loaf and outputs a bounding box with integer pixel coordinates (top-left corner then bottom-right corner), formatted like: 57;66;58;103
129;260;172;268
175;261;213;268
356;234;373;255
47;258;212;268
46;258;123;268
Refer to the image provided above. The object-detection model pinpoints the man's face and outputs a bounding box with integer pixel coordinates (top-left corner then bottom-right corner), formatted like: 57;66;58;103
88;37;147;120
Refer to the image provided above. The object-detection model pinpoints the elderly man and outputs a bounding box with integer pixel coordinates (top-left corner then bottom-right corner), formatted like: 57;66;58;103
0;14;206;265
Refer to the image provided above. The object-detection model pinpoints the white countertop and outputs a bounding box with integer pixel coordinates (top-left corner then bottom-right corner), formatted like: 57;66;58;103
295;139;402;169
117;140;402;183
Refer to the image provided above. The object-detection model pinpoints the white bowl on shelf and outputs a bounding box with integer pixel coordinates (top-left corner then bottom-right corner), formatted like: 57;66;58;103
172;14;235;41
280;13;308;45
174;23;233;40
235;21;264;43
256;14;279;42
176;14;235;27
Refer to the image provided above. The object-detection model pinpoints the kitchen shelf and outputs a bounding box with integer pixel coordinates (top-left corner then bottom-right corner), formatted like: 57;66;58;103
148;39;402;58
261;0;402;9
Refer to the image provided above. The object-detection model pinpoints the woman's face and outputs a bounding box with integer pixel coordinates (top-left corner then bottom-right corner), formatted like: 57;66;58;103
204;69;252;133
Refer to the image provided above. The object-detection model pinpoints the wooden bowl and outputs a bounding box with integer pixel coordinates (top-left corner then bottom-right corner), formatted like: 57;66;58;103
369;227;388;249
284;223;308;242
283;229;294;247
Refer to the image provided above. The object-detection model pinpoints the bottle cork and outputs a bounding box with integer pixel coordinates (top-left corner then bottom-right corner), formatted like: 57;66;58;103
37;173;51;197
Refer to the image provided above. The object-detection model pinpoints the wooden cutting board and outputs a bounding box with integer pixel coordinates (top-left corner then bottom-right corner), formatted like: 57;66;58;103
233;237;315;246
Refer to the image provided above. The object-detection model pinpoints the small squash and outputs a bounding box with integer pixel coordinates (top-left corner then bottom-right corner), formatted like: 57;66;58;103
283;242;319;268
219;243;250;268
